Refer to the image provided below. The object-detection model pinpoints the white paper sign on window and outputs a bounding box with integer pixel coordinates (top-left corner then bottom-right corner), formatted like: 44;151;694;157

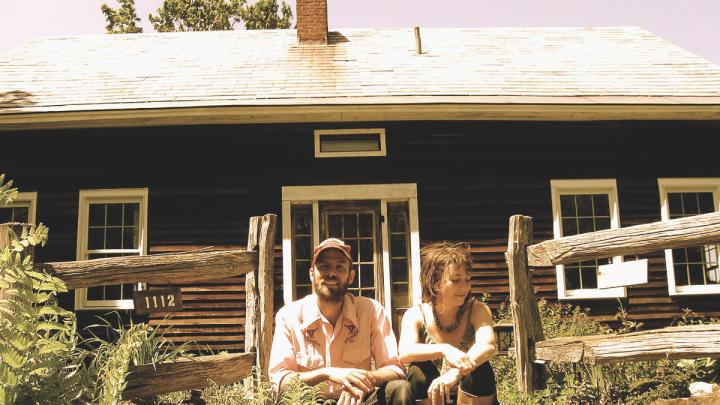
598;259;648;289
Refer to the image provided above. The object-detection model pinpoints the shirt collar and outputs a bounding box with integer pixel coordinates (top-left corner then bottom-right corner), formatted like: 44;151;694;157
299;293;358;330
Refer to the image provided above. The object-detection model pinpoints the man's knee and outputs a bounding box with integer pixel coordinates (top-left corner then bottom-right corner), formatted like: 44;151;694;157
385;380;412;405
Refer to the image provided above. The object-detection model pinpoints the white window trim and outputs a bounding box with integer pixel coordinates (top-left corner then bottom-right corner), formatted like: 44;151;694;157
550;179;626;299
5;191;38;224
314;128;387;158
75;188;148;310
281;183;420;312
658;178;720;296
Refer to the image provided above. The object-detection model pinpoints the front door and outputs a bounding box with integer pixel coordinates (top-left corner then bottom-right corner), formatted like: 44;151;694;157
320;201;383;301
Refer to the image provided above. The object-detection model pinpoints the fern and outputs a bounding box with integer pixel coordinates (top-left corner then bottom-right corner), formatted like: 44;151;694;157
0;175;87;404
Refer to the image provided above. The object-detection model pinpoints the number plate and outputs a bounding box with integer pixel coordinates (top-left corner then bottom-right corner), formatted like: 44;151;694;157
133;288;183;315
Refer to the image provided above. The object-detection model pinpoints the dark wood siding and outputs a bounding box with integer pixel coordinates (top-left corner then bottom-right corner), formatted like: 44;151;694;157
3;120;720;343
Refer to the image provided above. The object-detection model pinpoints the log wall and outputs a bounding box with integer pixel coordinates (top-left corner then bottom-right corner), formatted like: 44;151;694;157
3;120;720;343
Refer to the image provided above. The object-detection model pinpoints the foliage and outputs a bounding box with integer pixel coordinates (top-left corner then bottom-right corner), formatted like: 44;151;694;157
102;0;293;34
85;314;192;405
0;175;86;404
240;0;292;29
101;0;143;34
492;299;716;404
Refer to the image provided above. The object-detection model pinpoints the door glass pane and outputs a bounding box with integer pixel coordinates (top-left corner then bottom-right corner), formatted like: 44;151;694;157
291;205;313;298
325;210;378;299
388;204;411;308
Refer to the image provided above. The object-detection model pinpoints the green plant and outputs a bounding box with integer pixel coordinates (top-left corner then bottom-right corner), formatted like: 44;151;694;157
85;314;192;405
0;174;87;404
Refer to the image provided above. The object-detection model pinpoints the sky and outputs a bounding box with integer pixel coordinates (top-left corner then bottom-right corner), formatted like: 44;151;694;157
1;0;719;64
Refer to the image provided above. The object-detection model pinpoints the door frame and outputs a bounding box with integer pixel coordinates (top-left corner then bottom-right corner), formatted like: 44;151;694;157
281;183;421;313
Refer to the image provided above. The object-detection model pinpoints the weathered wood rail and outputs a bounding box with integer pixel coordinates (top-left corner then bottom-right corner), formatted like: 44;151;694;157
3;214;277;400
506;212;720;394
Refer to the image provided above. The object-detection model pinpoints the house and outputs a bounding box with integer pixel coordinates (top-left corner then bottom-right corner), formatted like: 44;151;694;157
2;0;720;351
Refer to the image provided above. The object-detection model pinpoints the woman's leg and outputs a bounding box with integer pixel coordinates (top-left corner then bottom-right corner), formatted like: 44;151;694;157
406;361;440;402
457;361;497;405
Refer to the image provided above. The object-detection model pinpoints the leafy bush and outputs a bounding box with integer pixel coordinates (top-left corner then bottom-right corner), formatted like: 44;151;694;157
492;299;718;404
0;174;87;404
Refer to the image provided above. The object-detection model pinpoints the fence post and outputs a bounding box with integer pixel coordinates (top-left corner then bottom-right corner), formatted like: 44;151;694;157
256;214;277;378
245;216;261;361
506;215;545;393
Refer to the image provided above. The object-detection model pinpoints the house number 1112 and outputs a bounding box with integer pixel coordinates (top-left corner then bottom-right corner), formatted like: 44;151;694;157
133;287;183;315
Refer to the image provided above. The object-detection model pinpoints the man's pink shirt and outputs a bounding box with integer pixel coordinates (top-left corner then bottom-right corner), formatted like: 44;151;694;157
268;293;406;398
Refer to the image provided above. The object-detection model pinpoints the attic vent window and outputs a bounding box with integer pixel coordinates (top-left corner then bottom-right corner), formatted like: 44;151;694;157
314;129;387;158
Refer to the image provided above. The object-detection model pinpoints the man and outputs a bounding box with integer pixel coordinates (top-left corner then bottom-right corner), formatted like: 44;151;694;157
269;238;412;405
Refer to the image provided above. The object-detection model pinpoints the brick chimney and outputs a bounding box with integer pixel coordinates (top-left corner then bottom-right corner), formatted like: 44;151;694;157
296;0;328;44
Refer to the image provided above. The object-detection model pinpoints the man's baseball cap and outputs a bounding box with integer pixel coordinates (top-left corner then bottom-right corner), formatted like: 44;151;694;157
311;238;354;267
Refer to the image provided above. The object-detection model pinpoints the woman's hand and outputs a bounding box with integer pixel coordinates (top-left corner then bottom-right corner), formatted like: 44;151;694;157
427;369;460;405
442;344;474;374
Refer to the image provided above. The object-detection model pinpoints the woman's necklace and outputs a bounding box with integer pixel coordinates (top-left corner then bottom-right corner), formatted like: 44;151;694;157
432;299;469;333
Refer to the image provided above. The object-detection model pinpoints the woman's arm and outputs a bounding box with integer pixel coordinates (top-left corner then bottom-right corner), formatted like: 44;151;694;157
464;301;498;369
397;306;448;363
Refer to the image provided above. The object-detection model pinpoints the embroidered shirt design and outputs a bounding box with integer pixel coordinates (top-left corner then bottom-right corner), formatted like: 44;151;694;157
344;323;359;344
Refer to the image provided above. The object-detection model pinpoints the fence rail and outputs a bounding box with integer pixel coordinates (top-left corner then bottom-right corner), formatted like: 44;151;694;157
507;212;720;394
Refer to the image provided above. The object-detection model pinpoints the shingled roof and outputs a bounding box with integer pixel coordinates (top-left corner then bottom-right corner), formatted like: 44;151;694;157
1;27;720;129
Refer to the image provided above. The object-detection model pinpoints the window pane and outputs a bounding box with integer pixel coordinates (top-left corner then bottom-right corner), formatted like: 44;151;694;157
562;218;578;236
104;284;121;300
391;259;408;283
295;236;311;261
391;283;409;307
688;264;705;285
319;134;381;153
296;261;311;285
360;263;374;289
560;195;575;217
87;286;104;300
686;246;703;263
391;234;407;257
359;214;373;237
88;228;105;250
674;264;689;286
293;209;311;235
593;195;610;217
343;214;357;238
106;203;123;226
89;204;105;226
595;217;611;231
682;193;700;215
359;239;374;263
389;208;407;233
565;267;581;290
698;193;715;214
123;227;138;249
105;227;122;249
122;283;135;300
124;203;139;226
581;267;598;289
347;239;359;262
672;248;688;263
327;214;342;238
668;193;683;216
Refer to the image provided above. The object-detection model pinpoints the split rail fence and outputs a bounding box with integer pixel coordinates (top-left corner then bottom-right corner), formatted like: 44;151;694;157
1;214;276;400
506;211;720;393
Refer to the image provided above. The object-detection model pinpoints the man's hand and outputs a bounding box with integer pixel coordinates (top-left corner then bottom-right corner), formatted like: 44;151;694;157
442;344;473;374
325;367;377;396
427;370;460;405
337;389;364;405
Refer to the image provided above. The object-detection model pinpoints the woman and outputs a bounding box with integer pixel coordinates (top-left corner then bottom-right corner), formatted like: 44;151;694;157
398;242;498;405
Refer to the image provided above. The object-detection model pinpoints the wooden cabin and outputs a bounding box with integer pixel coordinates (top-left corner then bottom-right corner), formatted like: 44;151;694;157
2;0;720;351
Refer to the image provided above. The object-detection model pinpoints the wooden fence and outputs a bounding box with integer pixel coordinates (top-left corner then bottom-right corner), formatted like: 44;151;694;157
506;211;720;393
1;214;276;400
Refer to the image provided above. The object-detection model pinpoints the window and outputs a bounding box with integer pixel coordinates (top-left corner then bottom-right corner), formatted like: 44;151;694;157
550;180;625;299
0;191;37;224
75;189;148;310
282;184;419;324
314;129;386;158
658;178;720;295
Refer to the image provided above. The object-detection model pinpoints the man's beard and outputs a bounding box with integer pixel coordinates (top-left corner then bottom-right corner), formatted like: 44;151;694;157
314;277;348;302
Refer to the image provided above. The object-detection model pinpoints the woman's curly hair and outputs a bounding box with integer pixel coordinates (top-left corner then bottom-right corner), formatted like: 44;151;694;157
420;241;472;304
